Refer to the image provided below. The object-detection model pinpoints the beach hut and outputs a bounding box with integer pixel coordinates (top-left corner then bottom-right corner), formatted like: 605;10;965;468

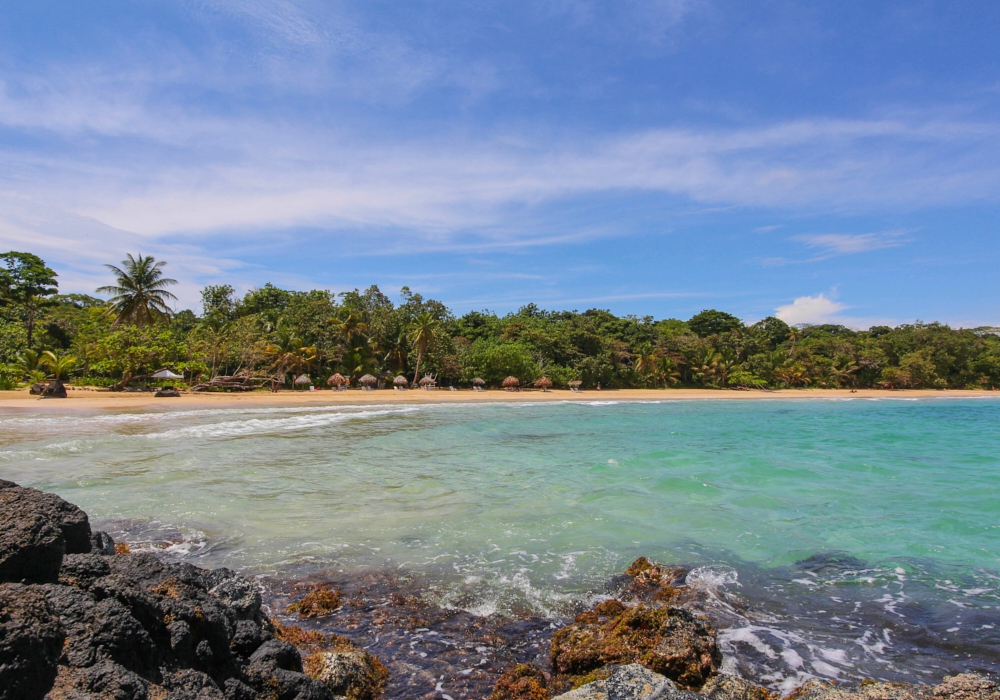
473;377;486;392
359;374;377;391
393;375;409;390
502;376;520;391
534;376;553;392
294;374;311;390
568;380;583;393
327;373;347;391
419;375;436;390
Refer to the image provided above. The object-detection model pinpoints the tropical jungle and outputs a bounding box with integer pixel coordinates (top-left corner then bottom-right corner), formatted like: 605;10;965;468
2;250;999;391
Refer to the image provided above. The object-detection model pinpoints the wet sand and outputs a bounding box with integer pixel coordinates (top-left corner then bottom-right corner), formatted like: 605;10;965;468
0;386;994;410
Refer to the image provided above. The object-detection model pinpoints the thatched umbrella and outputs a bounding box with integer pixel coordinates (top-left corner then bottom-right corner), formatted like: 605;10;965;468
359;374;377;390
327;373;347;389
393;375;409;389
534;376;552;391
502;376;520;391
294;374;311;390
473;378;485;386
419;375;436;390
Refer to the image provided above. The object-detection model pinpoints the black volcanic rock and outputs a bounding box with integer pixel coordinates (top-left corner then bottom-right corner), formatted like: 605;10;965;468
0;481;329;700
0;583;65;700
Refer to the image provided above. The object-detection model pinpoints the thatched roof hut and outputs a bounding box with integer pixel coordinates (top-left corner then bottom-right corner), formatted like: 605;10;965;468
393;375;409;387
502;376;520;390
534;376;552;390
327;373;347;387
359;374;377;385
294;374;311;387
473;377;485;386
419;375;436;387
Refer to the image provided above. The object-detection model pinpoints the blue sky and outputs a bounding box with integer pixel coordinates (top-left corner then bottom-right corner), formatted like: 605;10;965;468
1;1;999;327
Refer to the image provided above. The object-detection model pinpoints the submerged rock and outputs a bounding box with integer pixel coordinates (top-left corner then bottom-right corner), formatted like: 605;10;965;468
489;663;550;700
552;663;699;700
288;585;344;618
551;599;721;690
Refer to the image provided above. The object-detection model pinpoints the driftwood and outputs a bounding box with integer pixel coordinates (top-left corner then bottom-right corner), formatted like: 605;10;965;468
190;373;280;392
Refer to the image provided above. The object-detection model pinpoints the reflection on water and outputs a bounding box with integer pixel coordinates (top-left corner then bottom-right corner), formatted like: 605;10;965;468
1;398;999;688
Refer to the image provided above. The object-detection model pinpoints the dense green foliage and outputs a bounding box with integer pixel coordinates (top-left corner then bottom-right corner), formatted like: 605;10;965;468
2;252;1000;390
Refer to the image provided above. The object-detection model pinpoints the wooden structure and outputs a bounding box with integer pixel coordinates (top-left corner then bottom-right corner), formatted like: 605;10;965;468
191;373;278;392
327;373;348;391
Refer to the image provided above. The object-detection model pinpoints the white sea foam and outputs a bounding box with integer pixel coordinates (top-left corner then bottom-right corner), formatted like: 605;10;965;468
143;407;421;439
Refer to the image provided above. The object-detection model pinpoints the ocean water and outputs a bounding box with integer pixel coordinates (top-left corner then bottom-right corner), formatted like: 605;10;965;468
1;398;998;691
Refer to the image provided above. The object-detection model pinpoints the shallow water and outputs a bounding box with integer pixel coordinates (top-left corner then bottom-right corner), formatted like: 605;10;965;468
1;398;998;691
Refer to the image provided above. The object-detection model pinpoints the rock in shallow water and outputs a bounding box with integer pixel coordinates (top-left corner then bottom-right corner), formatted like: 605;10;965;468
550;599;721;690
552;663;700;700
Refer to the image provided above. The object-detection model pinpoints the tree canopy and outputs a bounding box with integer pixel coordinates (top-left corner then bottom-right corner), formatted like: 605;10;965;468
2;251;1000;392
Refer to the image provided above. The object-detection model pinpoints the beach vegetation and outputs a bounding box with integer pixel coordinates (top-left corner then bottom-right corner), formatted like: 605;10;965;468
3;251;1000;391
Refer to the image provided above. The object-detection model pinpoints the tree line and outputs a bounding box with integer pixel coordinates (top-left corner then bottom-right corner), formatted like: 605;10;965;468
2;251;999;391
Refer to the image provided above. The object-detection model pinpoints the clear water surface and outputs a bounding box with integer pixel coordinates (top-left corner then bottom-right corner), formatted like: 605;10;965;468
2;398;998;691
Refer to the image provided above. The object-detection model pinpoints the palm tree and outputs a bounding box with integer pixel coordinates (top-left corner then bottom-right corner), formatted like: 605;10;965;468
264;327;318;385
329;312;369;346
40;350;77;380
96;254;178;327
689;347;721;386
407;312;440;385
787;326;803;356
16;349;40;379
652;355;681;387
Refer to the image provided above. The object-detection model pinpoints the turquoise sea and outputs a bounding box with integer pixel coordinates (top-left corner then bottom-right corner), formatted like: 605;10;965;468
2;398;998;691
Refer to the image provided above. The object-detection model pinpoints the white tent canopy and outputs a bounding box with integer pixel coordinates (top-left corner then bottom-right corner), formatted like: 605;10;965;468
150;369;183;379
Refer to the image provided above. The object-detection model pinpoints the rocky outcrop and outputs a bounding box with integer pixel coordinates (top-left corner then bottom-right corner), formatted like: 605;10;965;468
0;481;92;584
40;379;68;398
550;599;721;690
156;387;182;397
305;644;389;700
786;675;1000;700
0;481;340;700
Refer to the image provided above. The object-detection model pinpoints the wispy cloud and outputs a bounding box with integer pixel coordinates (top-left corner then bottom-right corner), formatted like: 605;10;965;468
792;229;912;255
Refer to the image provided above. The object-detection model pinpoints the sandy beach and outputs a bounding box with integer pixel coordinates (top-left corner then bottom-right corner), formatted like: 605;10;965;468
0;386;994;410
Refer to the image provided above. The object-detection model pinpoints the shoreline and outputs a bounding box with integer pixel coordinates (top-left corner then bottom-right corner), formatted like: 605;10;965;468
1;386;996;410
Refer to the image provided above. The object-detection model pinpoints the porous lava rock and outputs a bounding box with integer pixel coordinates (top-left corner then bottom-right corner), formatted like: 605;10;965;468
0;583;65;700
787;676;1000;700
0;480;344;700
550;599;721;690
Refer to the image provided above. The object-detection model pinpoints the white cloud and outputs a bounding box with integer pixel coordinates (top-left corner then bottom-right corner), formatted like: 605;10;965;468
775;294;847;325
792;229;911;255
